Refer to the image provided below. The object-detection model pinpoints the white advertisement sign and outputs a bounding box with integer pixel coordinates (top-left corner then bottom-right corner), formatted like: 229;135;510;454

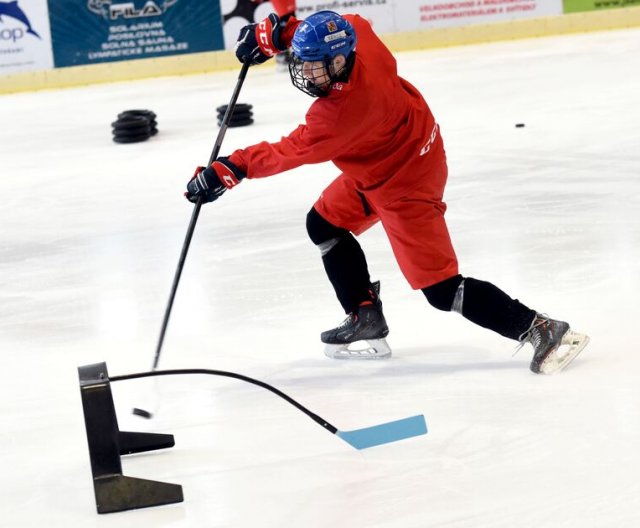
221;0;563;49
0;0;53;75
295;0;395;33
221;0;394;49
393;0;563;32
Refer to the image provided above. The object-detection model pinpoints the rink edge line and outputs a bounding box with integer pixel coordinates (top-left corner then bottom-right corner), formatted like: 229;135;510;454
1;7;639;95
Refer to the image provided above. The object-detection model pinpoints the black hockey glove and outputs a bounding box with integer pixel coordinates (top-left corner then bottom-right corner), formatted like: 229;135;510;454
235;13;287;65
185;157;245;204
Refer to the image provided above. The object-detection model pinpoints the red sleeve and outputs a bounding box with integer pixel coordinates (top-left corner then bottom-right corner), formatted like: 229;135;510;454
228;96;368;179
279;16;300;48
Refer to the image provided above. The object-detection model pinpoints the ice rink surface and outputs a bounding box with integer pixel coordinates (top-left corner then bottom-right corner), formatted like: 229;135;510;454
1;26;640;528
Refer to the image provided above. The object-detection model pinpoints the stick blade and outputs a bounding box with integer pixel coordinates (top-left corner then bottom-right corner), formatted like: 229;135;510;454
336;414;427;450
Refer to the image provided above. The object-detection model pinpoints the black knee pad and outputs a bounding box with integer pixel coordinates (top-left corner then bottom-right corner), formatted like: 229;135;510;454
422;275;464;311
306;207;349;245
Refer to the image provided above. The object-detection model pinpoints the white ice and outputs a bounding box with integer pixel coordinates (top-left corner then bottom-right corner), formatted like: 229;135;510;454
1;27;640;528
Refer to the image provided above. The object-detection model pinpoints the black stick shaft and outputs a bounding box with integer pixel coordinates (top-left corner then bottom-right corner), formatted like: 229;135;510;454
112;368;338;434
207;62;251;166
152;63;251;370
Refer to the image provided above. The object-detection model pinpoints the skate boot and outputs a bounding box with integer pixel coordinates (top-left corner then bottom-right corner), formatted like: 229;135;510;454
518;314;590;374
321;281;392;360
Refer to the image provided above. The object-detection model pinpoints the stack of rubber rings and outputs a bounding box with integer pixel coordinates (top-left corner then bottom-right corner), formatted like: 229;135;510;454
112;110;158;143
217;103;253;127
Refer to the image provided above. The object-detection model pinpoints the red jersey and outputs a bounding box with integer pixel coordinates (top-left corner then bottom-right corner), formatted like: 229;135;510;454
228;14;446;207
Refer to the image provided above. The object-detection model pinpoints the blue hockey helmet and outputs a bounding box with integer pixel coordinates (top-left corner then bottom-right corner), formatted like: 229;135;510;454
291;11;356;62
289;11;357;97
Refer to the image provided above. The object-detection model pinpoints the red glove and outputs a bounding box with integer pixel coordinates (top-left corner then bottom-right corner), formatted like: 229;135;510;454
235;13;288;64
255;12;287;57
185;157;245;204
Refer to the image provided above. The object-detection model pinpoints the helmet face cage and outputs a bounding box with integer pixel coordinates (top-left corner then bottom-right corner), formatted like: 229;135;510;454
288;55;334;98
289;11;356;98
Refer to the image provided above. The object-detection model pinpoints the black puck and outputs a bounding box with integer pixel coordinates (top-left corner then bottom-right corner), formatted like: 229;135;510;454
112;109;156;144
113;134;151;144
132;407;153;419
515;123;525;128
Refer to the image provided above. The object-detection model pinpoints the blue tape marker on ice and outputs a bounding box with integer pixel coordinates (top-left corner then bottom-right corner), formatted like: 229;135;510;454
336;414;427;450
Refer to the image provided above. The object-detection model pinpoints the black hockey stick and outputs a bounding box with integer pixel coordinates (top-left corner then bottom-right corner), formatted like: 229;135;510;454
133;63;251;419
153;61;250;371
116;369;427;450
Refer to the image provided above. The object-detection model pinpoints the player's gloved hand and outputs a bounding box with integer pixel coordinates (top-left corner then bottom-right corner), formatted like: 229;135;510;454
185;157;245;204
235;13;287;65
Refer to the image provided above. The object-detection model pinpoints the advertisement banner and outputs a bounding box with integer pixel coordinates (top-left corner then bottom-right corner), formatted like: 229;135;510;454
0;0;54;75
563;0;640;12
49;0;224;67
220;0;393;49
394;0;563;31
220;0;572;49
294;0;394;32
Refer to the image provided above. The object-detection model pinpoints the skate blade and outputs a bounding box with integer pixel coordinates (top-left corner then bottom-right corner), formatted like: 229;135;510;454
324;339;392;360
540;331;590;374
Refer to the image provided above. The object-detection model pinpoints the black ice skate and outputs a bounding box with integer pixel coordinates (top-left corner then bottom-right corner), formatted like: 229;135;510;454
518;314;589;374
321;281;391;360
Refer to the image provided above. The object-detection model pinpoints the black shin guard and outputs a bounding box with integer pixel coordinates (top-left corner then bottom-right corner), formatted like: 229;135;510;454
423;276;536;340
307;207;372;313
422;275;464;311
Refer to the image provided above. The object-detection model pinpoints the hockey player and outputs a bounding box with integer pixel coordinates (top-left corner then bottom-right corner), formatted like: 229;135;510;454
185;11;589;374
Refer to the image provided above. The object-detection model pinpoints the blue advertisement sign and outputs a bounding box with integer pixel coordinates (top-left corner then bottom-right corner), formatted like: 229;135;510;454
49;0;224;67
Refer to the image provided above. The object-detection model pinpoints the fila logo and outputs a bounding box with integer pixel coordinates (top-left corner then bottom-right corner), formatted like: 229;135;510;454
87;0;178;20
